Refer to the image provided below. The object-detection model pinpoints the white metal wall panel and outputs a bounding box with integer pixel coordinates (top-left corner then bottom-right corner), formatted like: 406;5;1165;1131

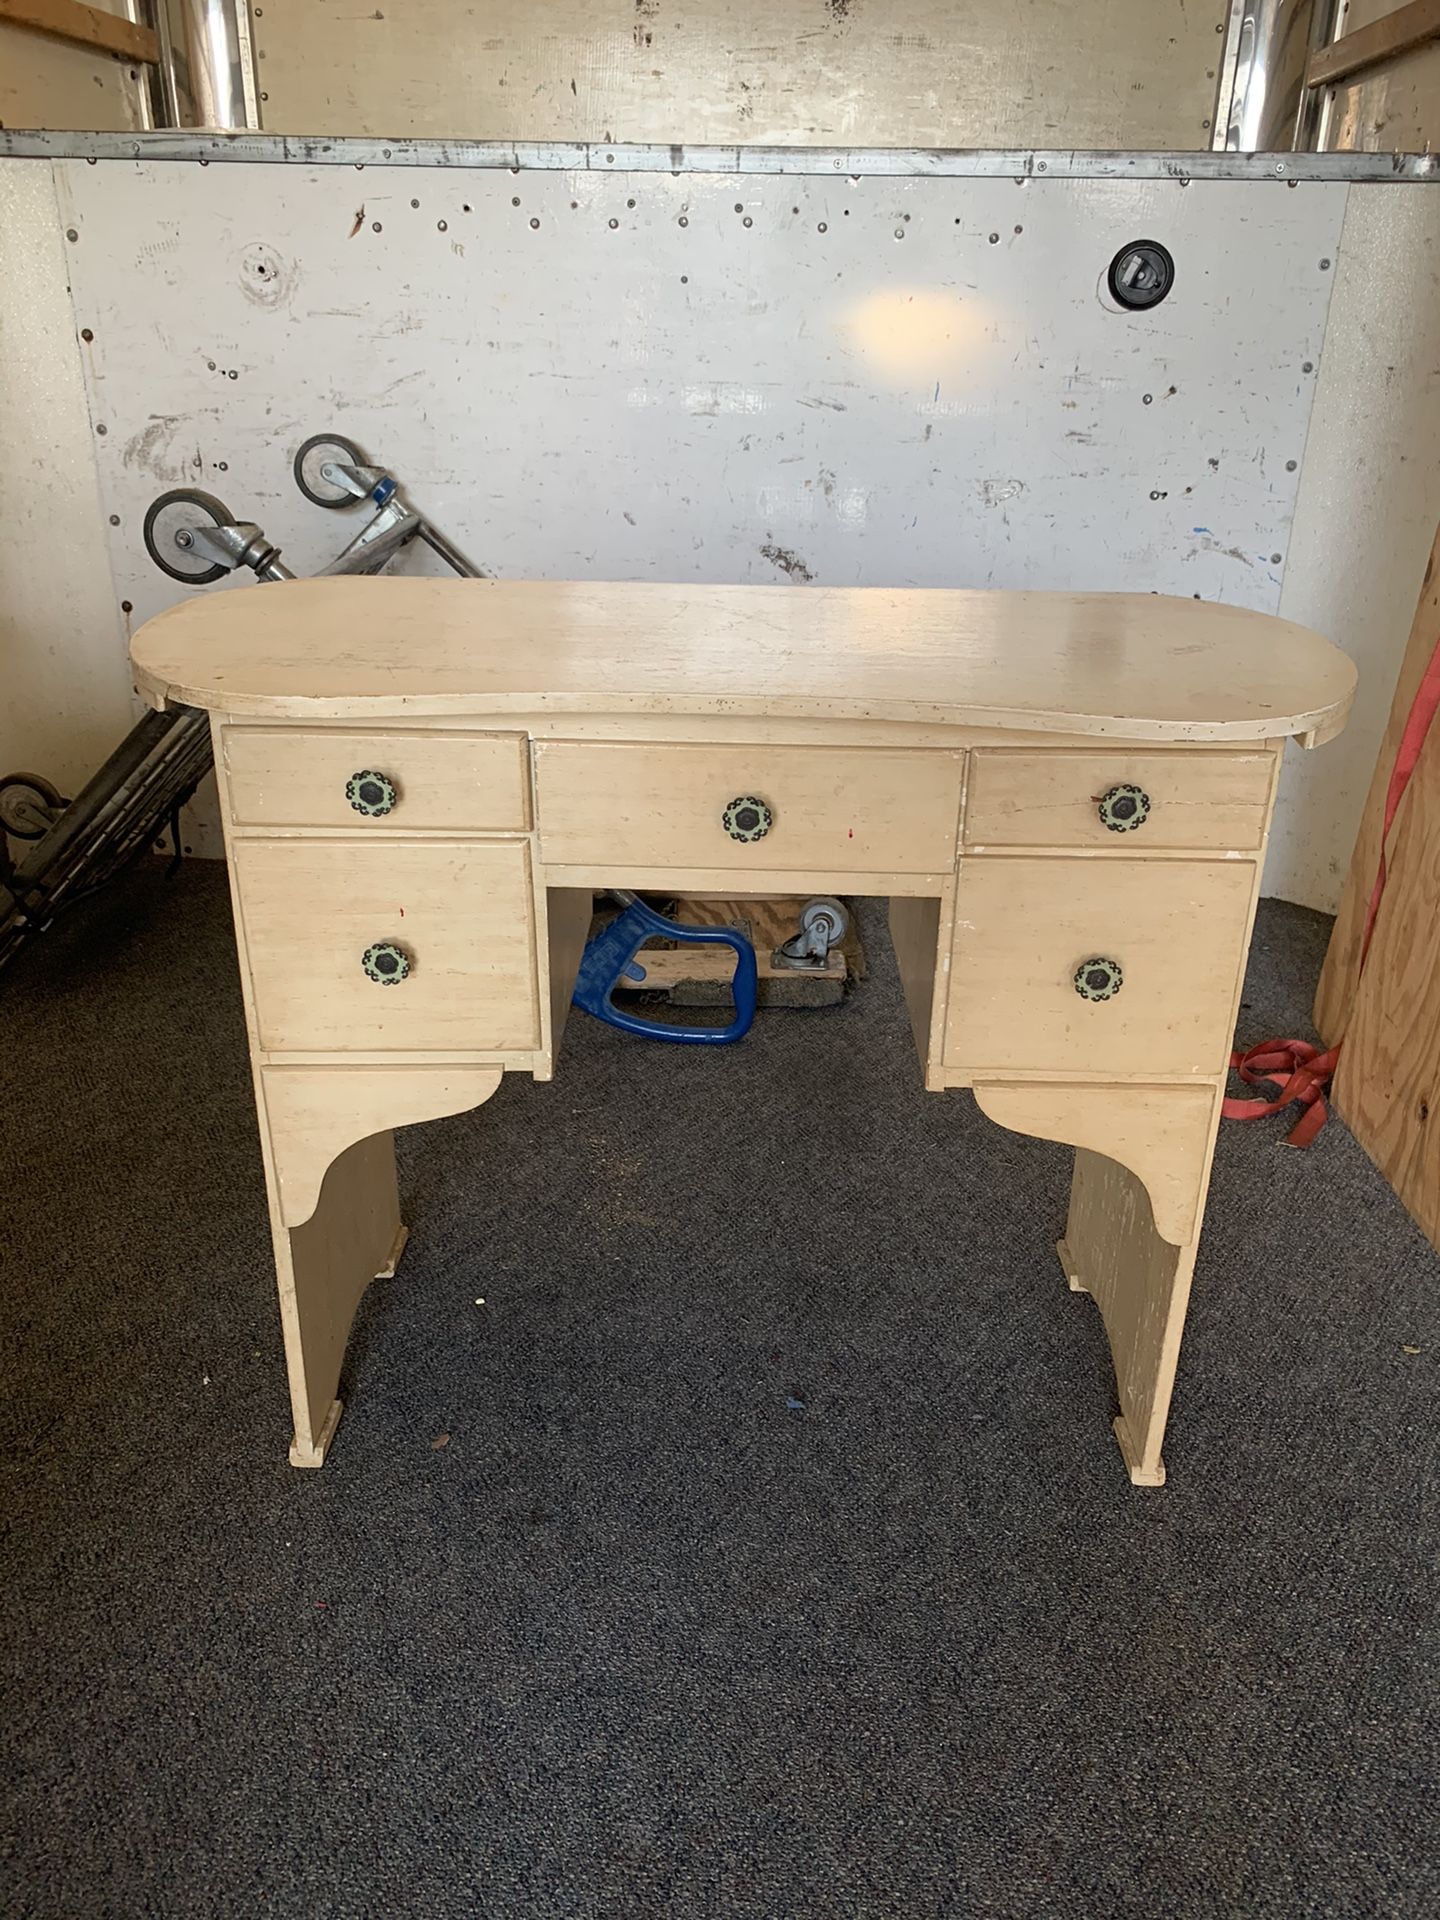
57;159;1343;654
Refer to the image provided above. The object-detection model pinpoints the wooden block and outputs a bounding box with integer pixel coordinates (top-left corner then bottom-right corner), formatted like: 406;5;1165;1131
613;894;861;1009
0;0;158;63
1306;0;1440;89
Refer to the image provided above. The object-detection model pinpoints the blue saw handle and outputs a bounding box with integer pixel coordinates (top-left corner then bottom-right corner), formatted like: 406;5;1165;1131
572;895;757;1044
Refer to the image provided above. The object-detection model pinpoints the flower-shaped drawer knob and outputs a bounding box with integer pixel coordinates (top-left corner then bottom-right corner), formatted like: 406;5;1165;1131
347;769;398;817
722;795;773;844
1074;957;1123;1002
1096;783;1150;833
361;940;411;985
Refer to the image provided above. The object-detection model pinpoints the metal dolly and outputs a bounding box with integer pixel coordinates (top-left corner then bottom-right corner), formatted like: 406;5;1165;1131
0;436;477;976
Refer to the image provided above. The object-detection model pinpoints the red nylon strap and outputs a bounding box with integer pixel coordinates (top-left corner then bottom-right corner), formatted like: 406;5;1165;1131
1224;622;1440;1146
1222;1039;1341;1148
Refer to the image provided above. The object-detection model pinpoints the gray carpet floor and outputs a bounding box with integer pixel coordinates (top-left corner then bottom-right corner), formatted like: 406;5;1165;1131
2;860;1437;1919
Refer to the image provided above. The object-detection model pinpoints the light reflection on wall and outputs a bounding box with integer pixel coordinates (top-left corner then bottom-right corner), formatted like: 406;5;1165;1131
840;287;999;399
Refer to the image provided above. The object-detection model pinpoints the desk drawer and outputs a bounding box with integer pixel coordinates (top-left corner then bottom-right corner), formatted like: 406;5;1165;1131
221;727;530;832
964;750;1274;851
535;742;963;872
234;839;539;1053
943;857;1255;1077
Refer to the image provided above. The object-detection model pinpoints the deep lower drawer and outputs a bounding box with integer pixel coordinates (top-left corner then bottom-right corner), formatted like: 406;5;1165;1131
234;838;540;1053
534;741;963;872
964;749;1275;851
943;857;1256;1077
221;726;530;832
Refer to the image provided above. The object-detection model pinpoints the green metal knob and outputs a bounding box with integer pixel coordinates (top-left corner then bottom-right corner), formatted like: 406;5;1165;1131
362;941;411;985
1074;957;1123;1002
1097;783;1150;833
722;794;773;843
347;768;397;817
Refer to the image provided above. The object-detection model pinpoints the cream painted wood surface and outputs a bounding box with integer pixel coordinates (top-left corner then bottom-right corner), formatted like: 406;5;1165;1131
964;750;1276;852
280;1132;407;1468
253;0;1226;150
943;858;1257;1079
221;727;531;832
233;838;540;1053
975;1082;1219;1249
261;1063;504;1228
535;741;963;873
1057;1101;1223;1488
887;894;946;1083
545;886;595;1065
141;579;1350;1483
133;578;1357;743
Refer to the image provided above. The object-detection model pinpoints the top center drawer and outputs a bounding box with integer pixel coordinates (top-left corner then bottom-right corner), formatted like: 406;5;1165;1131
535;742;963;872
220;727;530;831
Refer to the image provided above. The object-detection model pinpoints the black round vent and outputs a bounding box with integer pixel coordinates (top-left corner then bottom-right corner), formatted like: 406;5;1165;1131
1108;240;1175;311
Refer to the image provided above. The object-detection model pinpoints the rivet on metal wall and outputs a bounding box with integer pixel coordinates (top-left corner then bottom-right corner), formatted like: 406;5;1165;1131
109;514;121;526
530;218;540;230
1271;552;1283;564
437;221;447;232
66;228;78;242
80;328;94;342
1286;459;1298;471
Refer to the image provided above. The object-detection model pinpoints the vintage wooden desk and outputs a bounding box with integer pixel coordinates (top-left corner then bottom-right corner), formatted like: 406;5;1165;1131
131;578;1353;1486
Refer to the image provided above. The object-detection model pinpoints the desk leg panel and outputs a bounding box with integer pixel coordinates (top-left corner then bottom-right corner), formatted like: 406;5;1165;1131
254;1065;506;1466
279;1131;405;1467
975;1081;1223;1487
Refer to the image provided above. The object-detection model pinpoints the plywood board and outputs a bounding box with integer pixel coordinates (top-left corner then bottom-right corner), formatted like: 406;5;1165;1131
1314;523;1440;1043
253;0;1226;151
1331;724;1440;1247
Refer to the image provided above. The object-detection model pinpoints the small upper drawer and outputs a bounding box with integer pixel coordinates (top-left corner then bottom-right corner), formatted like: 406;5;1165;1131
964;750;1275;851
535;742;963;873
221;727;530;832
